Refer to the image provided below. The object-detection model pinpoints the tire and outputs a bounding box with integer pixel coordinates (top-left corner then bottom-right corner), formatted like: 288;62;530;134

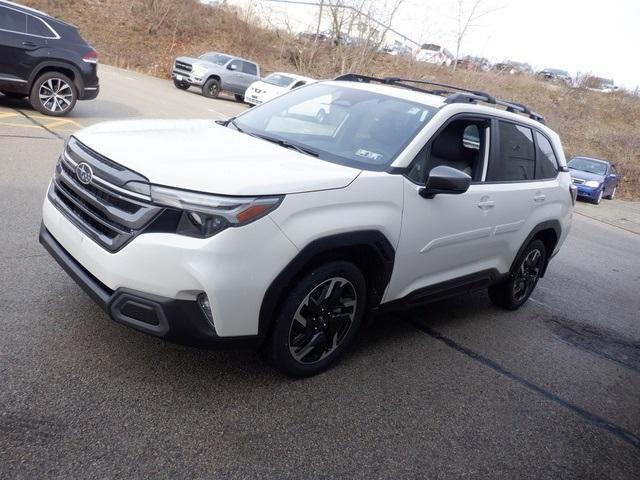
489;239;546;310
1;91;27;99
234;94;245;102
29;72;77;116
593;189;603;205
605;186;616;200
266;260;366;377
173;79;190;90
202;78;221;98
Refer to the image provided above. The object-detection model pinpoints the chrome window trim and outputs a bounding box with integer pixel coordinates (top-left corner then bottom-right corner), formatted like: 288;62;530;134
0;4;60;39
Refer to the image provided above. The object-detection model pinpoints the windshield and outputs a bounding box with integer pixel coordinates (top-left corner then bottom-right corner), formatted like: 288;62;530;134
199;53;231;65
568;157;608;175
232;83;437;170
263;73;295;87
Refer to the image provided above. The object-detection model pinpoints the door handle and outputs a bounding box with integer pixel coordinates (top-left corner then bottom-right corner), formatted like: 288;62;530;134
533;193;546;203
22;41;37;47
477;200;495;209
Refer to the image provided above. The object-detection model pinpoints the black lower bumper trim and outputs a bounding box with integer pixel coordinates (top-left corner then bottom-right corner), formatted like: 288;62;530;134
39;223;261;348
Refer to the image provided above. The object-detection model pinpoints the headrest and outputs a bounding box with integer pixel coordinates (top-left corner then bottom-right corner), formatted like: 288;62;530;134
431;122;476;162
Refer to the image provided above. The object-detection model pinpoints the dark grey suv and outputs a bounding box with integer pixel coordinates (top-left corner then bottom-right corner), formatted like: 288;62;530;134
0;1;99;116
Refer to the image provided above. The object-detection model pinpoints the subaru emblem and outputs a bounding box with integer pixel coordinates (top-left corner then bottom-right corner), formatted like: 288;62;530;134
75;162;93;185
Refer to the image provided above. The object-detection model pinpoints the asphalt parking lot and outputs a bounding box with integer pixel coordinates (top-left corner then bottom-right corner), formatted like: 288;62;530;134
1;65;639;479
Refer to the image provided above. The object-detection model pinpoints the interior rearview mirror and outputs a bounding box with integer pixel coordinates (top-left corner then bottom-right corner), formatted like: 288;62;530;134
419;166;472;199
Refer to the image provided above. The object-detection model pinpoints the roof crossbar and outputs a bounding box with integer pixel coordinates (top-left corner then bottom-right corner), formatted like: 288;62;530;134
333;73;545;124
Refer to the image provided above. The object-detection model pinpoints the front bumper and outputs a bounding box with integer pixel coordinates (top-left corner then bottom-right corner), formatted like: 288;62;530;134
575;184;601;200
172;70;204;86
39;223;260;347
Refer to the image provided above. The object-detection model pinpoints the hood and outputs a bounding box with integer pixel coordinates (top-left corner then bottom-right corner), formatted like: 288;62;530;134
73;120;361;196
569;168;605;182
175;56;222;70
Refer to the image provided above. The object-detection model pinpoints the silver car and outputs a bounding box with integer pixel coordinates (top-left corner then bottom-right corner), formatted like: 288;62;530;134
172;52;260;101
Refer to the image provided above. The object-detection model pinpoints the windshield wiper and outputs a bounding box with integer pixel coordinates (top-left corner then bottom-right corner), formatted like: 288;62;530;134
223;119;319;157
249;132;319;158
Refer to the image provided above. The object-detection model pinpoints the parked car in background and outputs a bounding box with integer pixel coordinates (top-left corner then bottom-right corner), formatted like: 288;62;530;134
297;32;329;43
380;44;413;56
0;0;99;116
538;68;572;85
416;43;454;66
581;75;618;92
171;51;260;101
493;61;533;75
244;72;315;106
568;156;619;204
456;56;491;71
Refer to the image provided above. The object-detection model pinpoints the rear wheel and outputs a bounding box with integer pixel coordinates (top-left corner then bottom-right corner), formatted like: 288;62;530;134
202;78;221;98
266;261;366;377
489;239;546;310
173;79;190;90
29;72;77;116
234;94;245;102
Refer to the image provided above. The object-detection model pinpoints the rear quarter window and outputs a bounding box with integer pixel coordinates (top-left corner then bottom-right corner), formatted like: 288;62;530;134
534;132;558;179
26;16;55;37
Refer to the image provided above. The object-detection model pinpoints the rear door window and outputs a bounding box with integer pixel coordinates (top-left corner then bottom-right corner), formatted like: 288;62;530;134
0;6;27;33
242;62;258;76
534;131;558;179
487;121;535;181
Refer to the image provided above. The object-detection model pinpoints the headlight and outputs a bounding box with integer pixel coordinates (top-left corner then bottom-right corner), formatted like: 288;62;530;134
150;185;283;238
191;65;207;77
584;180;600;188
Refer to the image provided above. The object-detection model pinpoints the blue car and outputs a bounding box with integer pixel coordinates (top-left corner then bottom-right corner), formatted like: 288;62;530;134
568;156;619;204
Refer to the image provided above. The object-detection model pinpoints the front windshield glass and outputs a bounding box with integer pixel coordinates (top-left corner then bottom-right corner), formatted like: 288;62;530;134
233;83;437;170
263;73;295;87
568;157;608;175
199;53;231;65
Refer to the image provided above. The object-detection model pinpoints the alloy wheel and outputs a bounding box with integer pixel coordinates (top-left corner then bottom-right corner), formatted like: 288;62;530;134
512;248;543;302
288;277;357;364
39;78;73;113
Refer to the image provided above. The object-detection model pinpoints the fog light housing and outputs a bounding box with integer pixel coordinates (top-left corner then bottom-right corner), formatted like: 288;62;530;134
197;293;215;332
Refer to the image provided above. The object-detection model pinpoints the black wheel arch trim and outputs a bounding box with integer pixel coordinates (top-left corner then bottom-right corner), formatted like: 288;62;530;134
258;230;395;340
511;219;562;278
28;61;84;92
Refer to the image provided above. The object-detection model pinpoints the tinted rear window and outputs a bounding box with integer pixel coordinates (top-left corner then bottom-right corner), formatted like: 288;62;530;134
27;15;54;37
487;121;535;181
242;62;258;75
0;6;27;33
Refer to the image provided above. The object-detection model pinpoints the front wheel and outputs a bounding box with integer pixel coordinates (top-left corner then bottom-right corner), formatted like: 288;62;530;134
605;186;616;200
234;94;245;102
266;261;366;377
489;239;546;310
202;78;221;98
173;79;190;90
593;189;604;204
30;72;77;116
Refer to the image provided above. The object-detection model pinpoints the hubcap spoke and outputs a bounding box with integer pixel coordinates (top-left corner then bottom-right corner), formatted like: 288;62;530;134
288;276;357;365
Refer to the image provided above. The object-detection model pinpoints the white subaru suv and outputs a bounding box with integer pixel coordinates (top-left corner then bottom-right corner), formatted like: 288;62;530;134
40;74;575;377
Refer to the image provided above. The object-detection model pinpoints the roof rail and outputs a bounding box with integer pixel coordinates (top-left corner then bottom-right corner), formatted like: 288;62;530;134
333;73;545;124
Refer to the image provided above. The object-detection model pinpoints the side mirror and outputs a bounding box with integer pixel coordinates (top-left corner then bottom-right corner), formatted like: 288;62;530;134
419;166;471;199
228;63;238;71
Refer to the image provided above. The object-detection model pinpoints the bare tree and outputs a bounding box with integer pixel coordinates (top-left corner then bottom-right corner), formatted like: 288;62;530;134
452;0;500;70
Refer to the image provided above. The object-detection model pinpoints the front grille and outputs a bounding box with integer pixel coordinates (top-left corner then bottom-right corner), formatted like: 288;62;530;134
174;60;192;72
572;178;585;185
48;138;163;252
